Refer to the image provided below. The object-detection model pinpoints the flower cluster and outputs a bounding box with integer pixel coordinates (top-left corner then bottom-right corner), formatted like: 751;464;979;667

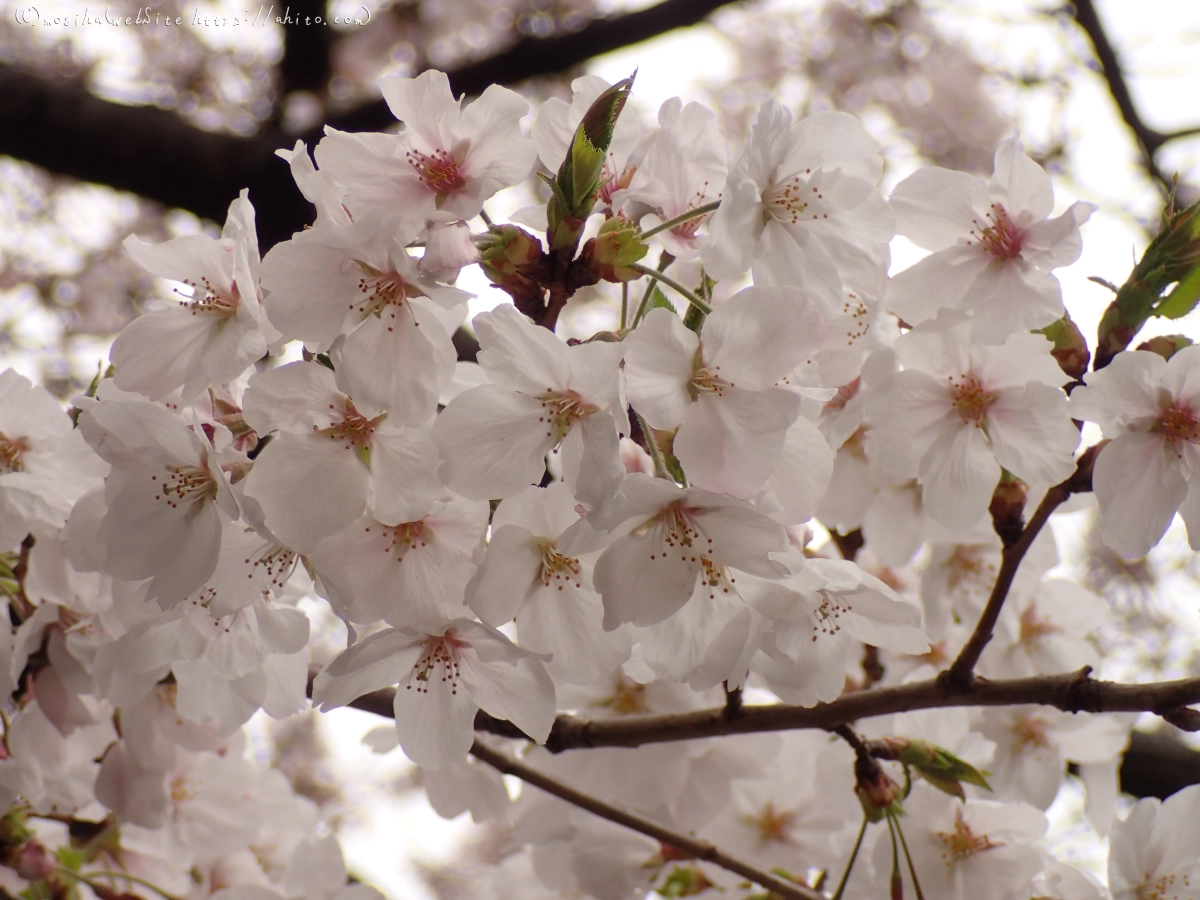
0;65;1194;900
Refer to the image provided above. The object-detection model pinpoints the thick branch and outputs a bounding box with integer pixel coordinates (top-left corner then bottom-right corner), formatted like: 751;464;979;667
337;667;1200;752
468;739;824;900
1069;0;1185;190
0;0;742;249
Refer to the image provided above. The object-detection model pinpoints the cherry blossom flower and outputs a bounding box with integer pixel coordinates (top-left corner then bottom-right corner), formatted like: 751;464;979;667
111;190;278;402
315;69;536;228
1108;783;1200;900
1069;345;1200;556
241;361;440;551
307;495;489;629
465;484;631;685
79;399;240;598
889;137;1095;338
865;312;1079;530
579;474;791;629
433;304;626;507
868;782;1047;900
613;97;726;258
623;286;825;498
703;99;893;312
313;619;556;769
261;213;467;423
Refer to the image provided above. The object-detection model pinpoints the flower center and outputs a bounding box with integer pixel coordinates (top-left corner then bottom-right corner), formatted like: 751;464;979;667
176;276;239;317
688;349;731;400
245;545;299;591
406;147;467;197
936;810;998;863
406;632;465;695
596;674;648;715
151;463;218;512
669;187;716;241
597;156;636;207
537;390;597;444
1014;716;1052;750
1018;603;1060;646
699;557;735;600
810;593;849;641
314;401;385;451
744;802;797;844
949;375;995;426
1137;874;1191;900
968;204;1024;261
0;431;30;473
762;168;830;225
537;540;582;591
353;262;425;333
1155;403;1200;452
373;520;430;563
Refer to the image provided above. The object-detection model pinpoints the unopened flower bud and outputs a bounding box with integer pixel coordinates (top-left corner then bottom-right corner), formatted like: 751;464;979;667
1037;314;1090;381
13;840;55;882
657;865;713;897
1136;334;1194;361
580;214;650;283
989;471;1027;549
855;765;902;823
477;225;544;278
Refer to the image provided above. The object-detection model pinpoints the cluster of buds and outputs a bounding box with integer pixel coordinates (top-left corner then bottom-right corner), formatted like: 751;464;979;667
869;736;992;800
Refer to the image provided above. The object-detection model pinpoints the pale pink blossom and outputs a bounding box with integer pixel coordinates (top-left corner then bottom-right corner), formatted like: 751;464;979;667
313;619;556;769
889;137;1095;338
1069;345;1200;556
1108;783;1200;900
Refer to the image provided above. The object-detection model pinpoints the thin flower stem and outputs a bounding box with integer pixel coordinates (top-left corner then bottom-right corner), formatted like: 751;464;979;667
887;814;902;900
891;812;928;900
831;815;869;900
640;200;722;238
630;263;713;317
57;868;181;900
468;739;825;900
479;208;495;229
635;411;670;480
620;281;629;332
629;250;675;329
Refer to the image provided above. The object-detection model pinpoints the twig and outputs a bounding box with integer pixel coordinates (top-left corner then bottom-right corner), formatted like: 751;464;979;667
468;739;825;900
641;200;722;239
943;446;1098;686
630;263;713;317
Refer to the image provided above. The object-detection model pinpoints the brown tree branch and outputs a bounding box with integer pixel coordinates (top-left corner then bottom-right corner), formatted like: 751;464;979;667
943;444;1098;686
0;0;743;250
332;666;1200;754
468;739;825;900
1067;0;1199;191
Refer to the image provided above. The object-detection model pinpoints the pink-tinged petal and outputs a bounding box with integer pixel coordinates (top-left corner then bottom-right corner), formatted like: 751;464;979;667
962;257;1064;336
474;304;572;394
919;423;1000;530
109;307;262;402
368;424;440;525
1094;432;1185;557
390;661;478;770
459;85;537;183
623;307;698;429
866;370;958;477
782;110;884;184
460;655;556;744
338;306;452;424
242;360;342;435
261;236;362;343
103;476;223;587
890;165;989;250
1069;350;1166;432
566;339;624;408
1164;344;1200;408
1180;469;1200;552
764;417;834;525
594;531;700;629
888;245;991;326
701;177;765;280
380;70;458;148
123;233;233;289
702;286;826;388
433;386;555;500
517;583;629;686
1022;201;1095;270
559;410;624;512
531;95;576;171
987;383;1079;485
675;387;800;498
243;432;369;551
313;129;434;228
692;497;789;577
492;482;582;536
466;524;542;626
313;627;423;710
990;138;1054;223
